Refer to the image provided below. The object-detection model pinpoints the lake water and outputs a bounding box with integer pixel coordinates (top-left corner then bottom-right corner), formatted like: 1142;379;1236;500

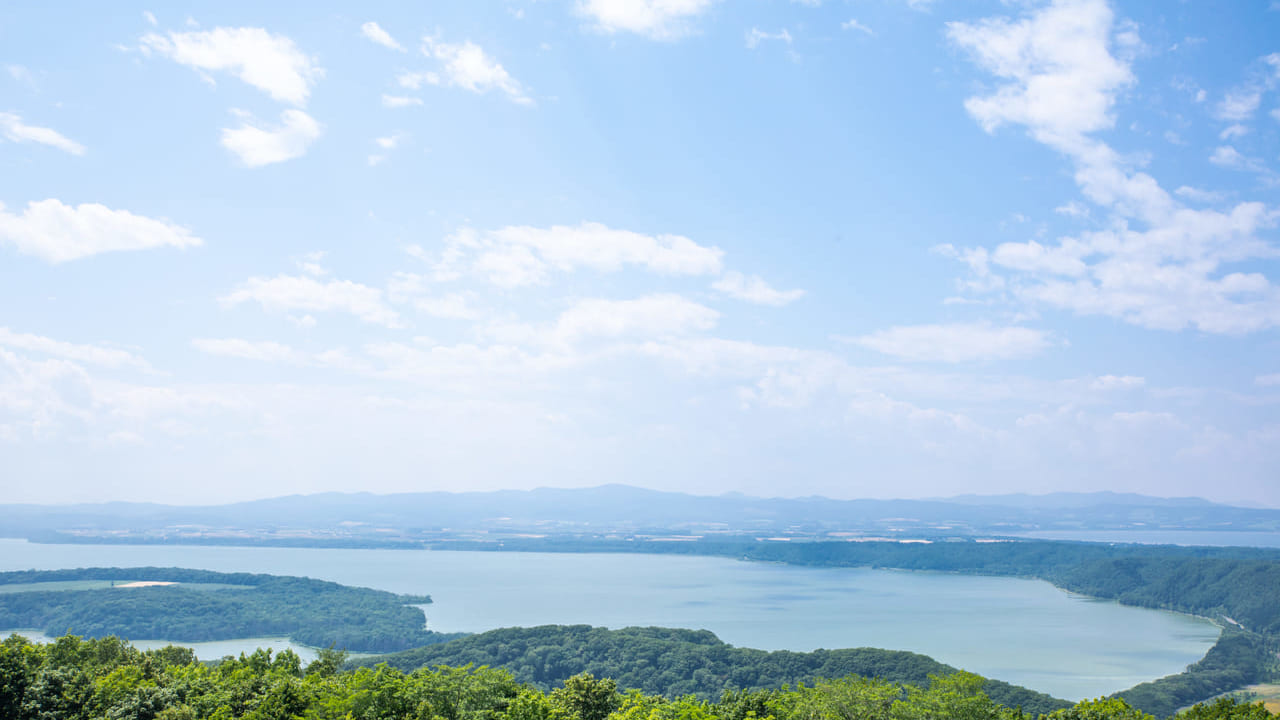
0;539;1220;700
5;629;320;664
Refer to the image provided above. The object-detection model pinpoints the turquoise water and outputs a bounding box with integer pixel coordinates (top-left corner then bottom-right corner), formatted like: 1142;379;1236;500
0;539;1220;700
6;629;319;664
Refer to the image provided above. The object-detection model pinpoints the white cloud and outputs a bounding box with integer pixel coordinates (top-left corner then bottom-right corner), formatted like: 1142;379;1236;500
1174;186;1225;203
1209;145;1268;174
576;0;716;41
0;112;85;155
0;344;253;449
191;339;366;374
946;0;1280;335
375;133;405;149
361;21;404;52
220;272;401;327
220;109;322;167
396;71;439;89
841;19;874;35
143;10;157;26
1217;89;1261;122
1054;200;1089;217
555;294;719;342
415;294;479;320
368;132;407;166
416;38;532;105
1220;124;1249;140
848;323;1052;363
1256;373;1280;387
140;27;322;106
0;199;201;263
1210;146;1243;168
713;271;805;306
1090;374;1144;390
6;64;37;88
386;273;480;320
381;94;422;108
745;28;792;50
947;0;1133;144
295;251;329;278
0;328;151;371
991;239;1088;276
192;338;301;364
362;341;579;385
435;222;724;287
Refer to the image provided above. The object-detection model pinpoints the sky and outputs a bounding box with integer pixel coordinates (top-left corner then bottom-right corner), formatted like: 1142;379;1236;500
2;0;1280;507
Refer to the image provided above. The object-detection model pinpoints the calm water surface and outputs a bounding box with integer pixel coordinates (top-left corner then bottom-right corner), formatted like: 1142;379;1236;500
0;539;1220;700
7;629;319;664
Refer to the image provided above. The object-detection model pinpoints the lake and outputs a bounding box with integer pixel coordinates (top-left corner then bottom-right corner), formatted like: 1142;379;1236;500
0;539;1220;700
5;629;320;664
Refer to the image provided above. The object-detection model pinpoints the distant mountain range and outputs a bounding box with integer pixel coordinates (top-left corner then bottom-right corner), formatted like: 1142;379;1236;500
2;485;1278;545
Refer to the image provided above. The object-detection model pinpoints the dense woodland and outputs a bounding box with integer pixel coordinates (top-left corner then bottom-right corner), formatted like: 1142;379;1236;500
353;625;1070;716
0;568;462;653
2;634;1276;720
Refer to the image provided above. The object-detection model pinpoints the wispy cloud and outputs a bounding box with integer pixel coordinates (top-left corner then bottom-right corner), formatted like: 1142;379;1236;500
0;328;152;371
846;323;1052;363
713;271;804;306
576;0;717;41
402;37;533;106
381;94;422;108
221;271;401;328
745;27;792;50
140;26;322;106
361;21;404;52
841;19;874;35
0;112;84;155
221;109;322;167
431;222;724;287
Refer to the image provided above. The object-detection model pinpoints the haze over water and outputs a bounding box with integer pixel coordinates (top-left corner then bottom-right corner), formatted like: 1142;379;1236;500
0;539;1220;700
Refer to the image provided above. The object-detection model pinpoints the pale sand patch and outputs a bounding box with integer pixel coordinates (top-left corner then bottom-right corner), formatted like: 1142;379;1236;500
114;581;178;588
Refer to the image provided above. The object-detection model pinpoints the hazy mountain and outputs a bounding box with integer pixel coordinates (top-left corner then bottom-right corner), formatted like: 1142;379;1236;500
2;485;1278;543
936;491;1224;509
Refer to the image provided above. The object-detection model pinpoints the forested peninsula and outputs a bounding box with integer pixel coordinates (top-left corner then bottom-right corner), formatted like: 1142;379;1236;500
352;625;1071;716
0;568;463;653
3;633;1275;720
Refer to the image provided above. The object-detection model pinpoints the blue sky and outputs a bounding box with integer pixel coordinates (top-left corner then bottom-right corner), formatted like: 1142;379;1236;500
3;0;1280;506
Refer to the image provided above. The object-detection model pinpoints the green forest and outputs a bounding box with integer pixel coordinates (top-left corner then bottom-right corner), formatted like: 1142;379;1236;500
3;633;1275;720
0;568;463;653
352;625;1070;716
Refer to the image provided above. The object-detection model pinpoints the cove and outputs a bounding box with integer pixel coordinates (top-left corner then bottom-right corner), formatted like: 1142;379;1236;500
3;629;320;664
0;539;1220;700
